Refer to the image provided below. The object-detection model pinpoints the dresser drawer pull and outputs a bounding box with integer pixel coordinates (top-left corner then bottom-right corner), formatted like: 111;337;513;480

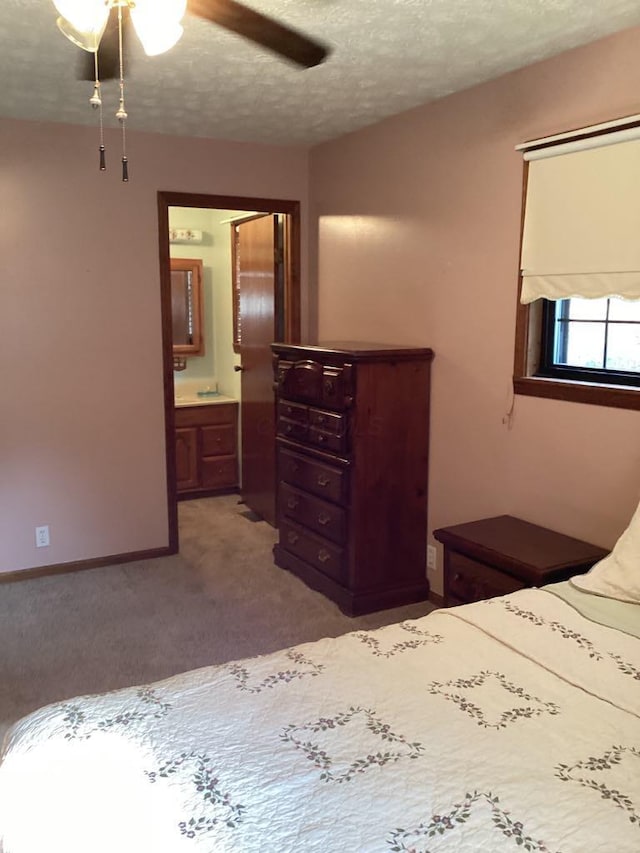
289;462;299;474
316;414;326;424
316;434;326;443
285;424;293;434
318;549;331;564
287;531;299;545
286;405;293;415
317;474;331;487
317;512;331;526
324;379;336;394
454;572;462;583
287;497;299;510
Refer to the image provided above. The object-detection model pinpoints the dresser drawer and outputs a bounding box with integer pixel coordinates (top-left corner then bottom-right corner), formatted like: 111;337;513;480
308;427;347;454
201;456;237;488
280;483;347;545
276;360;352;411
308;408;348;454
279;520;345;584
308;408;344;433
277;400;308;424
201;424;236;457
277;417;309;443
321;366;349;410
278;447;349;506
447;552;525;604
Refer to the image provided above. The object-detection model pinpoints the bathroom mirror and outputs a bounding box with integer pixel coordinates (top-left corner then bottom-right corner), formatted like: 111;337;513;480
171;258;204;369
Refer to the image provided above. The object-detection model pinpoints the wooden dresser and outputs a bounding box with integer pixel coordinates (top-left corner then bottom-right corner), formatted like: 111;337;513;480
175;401;239;499
272;342;434;615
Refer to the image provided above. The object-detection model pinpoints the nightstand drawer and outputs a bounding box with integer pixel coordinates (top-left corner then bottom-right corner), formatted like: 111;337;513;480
447;552;525;604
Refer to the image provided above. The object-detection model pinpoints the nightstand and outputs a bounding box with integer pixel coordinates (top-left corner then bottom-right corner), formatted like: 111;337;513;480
433;515;608;607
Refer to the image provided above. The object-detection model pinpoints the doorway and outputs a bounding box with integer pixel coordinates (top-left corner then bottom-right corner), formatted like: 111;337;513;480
157;192;302;552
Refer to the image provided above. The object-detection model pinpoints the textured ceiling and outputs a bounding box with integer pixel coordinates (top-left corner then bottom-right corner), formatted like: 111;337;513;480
2;0;640;146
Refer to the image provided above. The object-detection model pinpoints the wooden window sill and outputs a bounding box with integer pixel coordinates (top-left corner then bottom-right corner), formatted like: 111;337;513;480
514;375;640;410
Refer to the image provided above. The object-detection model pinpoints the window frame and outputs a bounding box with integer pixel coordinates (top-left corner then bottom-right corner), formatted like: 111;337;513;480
537;298;640;388
513;159;640;411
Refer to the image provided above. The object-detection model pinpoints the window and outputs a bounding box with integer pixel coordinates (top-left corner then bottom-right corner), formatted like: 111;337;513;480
513;117;640;410
538;297;640;387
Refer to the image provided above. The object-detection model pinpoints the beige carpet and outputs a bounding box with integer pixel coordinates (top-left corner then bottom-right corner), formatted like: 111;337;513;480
0;494;435;744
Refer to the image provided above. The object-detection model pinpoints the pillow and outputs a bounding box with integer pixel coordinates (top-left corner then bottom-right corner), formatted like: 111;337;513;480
570;498;640;603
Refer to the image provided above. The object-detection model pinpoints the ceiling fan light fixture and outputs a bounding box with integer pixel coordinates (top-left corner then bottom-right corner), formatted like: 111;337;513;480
51;0;109;42
131;17;184;56
130;0;187;56
56;14;108;52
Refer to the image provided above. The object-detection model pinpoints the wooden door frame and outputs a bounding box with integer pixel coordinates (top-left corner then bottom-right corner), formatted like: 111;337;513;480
157;191;302;552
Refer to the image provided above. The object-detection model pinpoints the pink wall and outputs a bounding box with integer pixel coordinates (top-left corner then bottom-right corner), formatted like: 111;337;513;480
310;27;640;592
0;118;308;573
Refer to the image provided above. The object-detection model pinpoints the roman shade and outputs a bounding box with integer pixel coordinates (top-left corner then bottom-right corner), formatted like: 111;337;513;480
518;122;640;305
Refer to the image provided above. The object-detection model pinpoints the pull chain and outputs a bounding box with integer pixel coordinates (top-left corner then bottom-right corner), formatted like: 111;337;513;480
89;49;106;171
115;3;129;182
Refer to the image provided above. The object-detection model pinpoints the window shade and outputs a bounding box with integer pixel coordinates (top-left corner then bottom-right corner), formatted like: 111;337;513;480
519;128;640;304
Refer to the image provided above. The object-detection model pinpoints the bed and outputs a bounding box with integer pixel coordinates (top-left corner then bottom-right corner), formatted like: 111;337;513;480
1;510;639;852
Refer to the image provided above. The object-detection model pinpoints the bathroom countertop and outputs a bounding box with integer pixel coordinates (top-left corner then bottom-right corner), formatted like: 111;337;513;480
174;394;237;408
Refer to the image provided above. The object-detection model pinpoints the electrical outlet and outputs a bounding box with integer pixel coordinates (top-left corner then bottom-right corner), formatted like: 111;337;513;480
427;544;437;571
35;525;50;548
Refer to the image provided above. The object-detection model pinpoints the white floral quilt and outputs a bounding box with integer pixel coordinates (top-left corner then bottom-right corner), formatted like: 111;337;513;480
1;588;639;853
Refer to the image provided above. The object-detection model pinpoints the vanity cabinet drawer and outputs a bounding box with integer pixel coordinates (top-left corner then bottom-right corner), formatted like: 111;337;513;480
447;552;525;604
201;456;237;489
280;483;347;545
175;403;236;427
279;520;345;584
278;446;348;506
202;424;236;456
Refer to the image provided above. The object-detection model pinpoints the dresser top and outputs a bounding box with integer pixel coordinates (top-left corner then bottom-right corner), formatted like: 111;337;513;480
272;341;434;362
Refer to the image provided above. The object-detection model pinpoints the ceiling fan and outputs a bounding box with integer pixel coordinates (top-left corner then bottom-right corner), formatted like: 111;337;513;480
53;0;330;80
52;0;329;180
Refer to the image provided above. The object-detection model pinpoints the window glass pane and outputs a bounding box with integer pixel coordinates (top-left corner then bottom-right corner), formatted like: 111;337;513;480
565;297;608;320
608;297;640;322
606;324;640;373
556;321;605;368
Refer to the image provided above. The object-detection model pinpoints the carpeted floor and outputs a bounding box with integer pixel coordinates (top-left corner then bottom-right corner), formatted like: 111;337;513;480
0;494;435;744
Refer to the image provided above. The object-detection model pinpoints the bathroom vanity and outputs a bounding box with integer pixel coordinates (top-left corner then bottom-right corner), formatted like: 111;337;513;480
174;396;239;499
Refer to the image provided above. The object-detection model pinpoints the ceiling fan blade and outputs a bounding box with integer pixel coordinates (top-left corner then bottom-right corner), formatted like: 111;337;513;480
78;7;130;81
187;0;329;68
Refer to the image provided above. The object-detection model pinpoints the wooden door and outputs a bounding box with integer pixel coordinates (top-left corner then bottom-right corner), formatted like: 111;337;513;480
235;214;279;526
